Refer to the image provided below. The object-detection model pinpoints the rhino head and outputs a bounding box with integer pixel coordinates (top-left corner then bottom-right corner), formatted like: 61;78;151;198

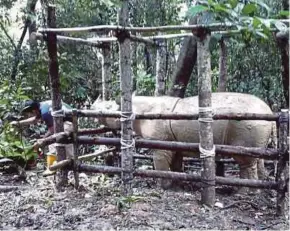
90;95;122;129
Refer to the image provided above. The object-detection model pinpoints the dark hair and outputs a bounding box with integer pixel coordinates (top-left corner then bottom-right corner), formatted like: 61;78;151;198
21;100;40;114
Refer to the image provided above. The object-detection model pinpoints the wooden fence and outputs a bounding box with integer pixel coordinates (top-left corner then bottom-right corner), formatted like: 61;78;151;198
34;3;289;216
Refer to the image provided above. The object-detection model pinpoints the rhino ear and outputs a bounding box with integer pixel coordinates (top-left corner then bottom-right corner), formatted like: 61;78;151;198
115;96;121;105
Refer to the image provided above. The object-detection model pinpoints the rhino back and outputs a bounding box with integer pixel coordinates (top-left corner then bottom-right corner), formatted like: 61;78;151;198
171;92;273;147
132;96;179;140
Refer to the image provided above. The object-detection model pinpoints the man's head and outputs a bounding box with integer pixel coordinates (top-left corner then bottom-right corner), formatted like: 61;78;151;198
21;100;41;118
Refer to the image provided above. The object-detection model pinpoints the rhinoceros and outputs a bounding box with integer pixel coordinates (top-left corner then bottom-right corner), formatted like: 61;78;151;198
91;92;275;189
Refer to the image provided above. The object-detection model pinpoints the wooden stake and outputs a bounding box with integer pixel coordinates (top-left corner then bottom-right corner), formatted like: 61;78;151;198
276;109;289;216
118;0;134;194
72;109;79;189
196;28;216;207
46;4;68;189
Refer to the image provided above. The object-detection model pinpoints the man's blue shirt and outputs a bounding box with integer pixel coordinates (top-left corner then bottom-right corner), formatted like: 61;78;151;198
39;100;72;127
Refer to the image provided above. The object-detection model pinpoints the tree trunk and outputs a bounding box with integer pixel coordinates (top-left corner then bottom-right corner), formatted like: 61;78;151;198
155;39;167;96
217;38;228;92
101;43;111;100
10;0;38;82
168;16;198;98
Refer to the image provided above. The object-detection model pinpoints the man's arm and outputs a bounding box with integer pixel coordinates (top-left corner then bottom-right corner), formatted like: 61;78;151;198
11;116;38;127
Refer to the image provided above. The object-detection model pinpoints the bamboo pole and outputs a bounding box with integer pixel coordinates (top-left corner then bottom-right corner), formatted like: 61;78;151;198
118;0;134;194
276;109;289;216
65;109;279;121
72;109;79;189
196;28;216;207
46;4;68;189
78;164;278;190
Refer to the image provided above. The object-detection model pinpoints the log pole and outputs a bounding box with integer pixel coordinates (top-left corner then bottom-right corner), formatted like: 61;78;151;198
117;0;134;195
46;4;68;189
276;109;289;216
72;109;79;189
78;164;278;190
196;28;216;207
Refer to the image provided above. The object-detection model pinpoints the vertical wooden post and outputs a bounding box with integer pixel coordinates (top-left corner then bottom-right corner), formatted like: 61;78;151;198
117;0;134;194
101;42;111;100
196;28;216;207
155;39;167;96
72;109;79;189
46;4;68;189
276;109;289;216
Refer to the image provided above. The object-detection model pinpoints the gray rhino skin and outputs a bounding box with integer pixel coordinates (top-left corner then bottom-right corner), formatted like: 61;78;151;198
91;92;275;186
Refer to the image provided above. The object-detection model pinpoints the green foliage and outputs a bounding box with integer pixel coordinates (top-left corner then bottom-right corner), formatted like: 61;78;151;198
188;0;288;43
135;68;155;96
0;81;37;163
116;195;144;210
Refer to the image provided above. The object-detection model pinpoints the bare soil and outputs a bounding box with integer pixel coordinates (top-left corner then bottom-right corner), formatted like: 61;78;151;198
0;163;289;231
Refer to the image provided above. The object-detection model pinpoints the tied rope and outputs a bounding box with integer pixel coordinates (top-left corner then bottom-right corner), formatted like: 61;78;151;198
198;106;216;158
50;109;67;148
51;109;65;117
120;111;136;150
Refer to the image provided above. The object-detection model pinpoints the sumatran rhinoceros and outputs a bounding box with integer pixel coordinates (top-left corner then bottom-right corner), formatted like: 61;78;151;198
91;92;275;189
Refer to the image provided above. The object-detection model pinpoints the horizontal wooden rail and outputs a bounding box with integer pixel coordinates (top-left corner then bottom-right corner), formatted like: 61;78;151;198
64;109;280;121
78;136;279;160
38;20;289;34
36;133;280;161
78;164;278;190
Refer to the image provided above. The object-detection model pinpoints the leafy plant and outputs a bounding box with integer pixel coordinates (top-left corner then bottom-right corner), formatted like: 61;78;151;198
135;68;155;96
187;0;289;42
0;80;36;165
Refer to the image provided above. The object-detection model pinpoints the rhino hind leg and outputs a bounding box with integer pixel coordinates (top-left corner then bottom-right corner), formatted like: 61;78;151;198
152;150;177;189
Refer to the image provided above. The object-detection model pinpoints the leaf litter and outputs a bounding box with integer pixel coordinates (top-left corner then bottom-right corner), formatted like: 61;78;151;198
0;169;289;230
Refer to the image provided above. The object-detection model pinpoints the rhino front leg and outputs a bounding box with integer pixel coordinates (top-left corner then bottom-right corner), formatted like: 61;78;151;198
257;159;267;180
170;153;183;172
153;150;176;189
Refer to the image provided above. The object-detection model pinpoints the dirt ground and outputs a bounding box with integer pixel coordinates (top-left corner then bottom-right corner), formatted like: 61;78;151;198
0;161;289;230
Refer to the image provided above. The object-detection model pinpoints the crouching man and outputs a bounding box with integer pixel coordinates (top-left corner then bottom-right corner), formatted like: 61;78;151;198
11;100;74;176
